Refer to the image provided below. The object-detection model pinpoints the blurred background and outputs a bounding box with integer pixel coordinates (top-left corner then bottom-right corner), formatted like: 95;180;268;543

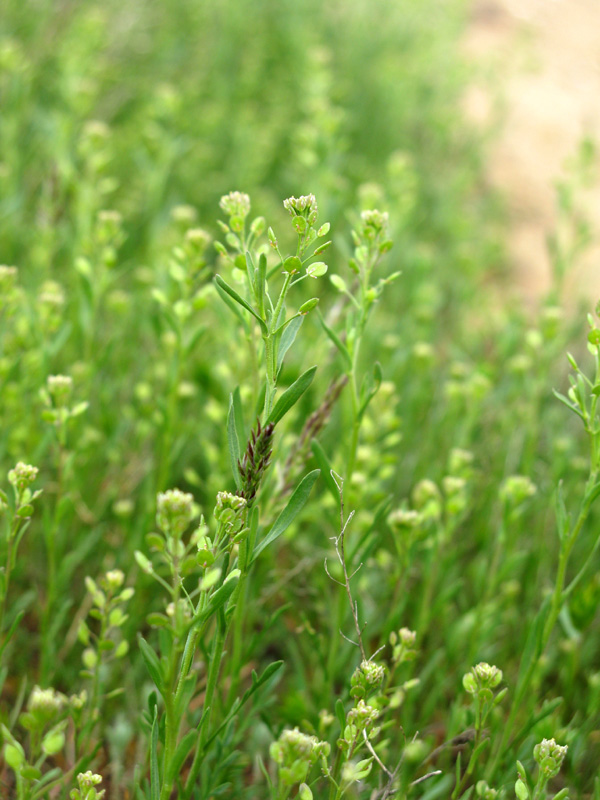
2;0;600;792
465;0;600;304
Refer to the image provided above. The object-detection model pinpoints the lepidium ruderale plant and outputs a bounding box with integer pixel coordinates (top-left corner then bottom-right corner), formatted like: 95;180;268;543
78;569;134;752
130;193;331;799
515;739;569;800
320;209;396;482
451;663;506;798
133;487;284;799
39;374;89;682
488;309;600;780
151;223;212;491
0;462;41;656
1;684;87;800
214;191;328;424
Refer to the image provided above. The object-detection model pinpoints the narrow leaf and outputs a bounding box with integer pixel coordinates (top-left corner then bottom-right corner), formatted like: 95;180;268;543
317;311;352;370
138;636;164;692
268;366;317;425
252;470;320;561
257;252;267;317
552;389;585;420
197;573;240;622
214;275;267;335
227;394;242;490
585;481;600;506
310;441;339;503
240;661;284;705
166;730;197;784
277;316;303;372
245;251;257;299
214;281;247;328
0;611;24;660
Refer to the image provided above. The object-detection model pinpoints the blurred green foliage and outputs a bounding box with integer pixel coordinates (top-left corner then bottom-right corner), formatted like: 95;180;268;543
0;0;599;797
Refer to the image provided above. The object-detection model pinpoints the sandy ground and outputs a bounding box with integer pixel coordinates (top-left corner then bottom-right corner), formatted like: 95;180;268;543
464;0;600;307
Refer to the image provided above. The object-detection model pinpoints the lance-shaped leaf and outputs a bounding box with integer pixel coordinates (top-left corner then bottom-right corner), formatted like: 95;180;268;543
251;470;320;562
138;636;164;693
317;310;352;370
203;661;284;750
310;441;339;503
245;251;257;299
257;252;267;317
277;315;303;372
268;366;317;425
195;570;240;624
166;730;198;785
214;275;268;335
358;361;382;419
227;394;242;490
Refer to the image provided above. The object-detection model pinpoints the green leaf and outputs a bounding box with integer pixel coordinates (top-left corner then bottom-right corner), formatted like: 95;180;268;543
245;251;257;298
197;572;240;622
242;660;284;705
0;611;24;660
257;252;267;316
585;481;600;507
335;698;346;734
310;441;339;503
552;389;584;420
317;310;352;370
227;394;242;490
252;470;320;562
215;275;267;335
214;280;247;329
138;636;164;692
268;366;317;425
206;660;284;752
277;316;303;372
166;730;197;784
358;361;382;418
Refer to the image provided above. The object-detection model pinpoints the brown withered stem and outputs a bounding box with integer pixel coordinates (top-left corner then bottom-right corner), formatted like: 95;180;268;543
280;374;348;495
238;418;275;506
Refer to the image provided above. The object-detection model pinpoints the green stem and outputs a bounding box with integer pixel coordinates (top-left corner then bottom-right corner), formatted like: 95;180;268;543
156;342;181;493
487;465;599;780
0;516;19;637
263;271;293;422
41;438;66;683
183;615;227;797
346;337;362;483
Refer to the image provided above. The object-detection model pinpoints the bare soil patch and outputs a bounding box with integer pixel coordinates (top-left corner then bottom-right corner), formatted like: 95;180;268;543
464;0;600;306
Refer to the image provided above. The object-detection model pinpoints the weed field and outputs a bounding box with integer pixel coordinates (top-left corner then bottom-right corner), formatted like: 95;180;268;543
0;0;599;798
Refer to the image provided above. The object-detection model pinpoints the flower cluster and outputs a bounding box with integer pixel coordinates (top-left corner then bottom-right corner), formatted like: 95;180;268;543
463;662;503;695
390;627;418;664
283;194;318;220
70;771;105;800
533;738;568;779
219;191;251;232
47;374;74;408
270;727;330;788
156;489;195;536
350;660;385;699
359;209;389;240
8;462;38;492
